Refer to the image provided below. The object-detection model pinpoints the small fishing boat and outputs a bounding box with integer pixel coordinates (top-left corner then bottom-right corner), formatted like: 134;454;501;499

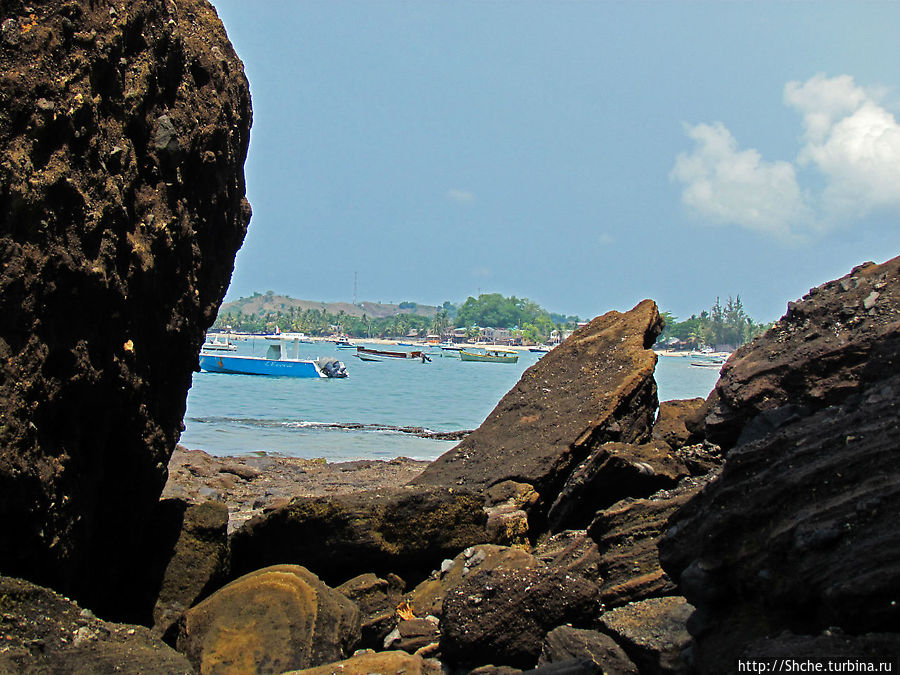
459;347;519;364
199;339;347;377
357;346;431;362
690;358;726;368
529;345;551;353
202;336;238;351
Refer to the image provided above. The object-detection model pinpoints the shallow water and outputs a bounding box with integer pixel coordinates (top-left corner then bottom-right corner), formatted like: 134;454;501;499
181;340;720;461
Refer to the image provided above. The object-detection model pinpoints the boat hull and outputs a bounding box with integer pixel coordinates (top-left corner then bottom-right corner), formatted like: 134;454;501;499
199;353;326;377
459;350;519;364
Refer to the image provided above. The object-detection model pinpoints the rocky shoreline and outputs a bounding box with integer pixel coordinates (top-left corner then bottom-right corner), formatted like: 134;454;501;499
163;446;432;533
1;2;899;674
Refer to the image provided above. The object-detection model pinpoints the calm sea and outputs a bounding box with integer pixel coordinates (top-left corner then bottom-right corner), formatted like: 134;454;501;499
180;339;721;461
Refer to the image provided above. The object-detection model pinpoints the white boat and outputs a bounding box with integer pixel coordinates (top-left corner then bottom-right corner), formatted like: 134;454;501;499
202;336;237;351
199;339;347;378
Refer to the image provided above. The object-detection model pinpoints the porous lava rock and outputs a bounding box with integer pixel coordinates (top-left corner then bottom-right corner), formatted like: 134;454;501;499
596;595;693;675
660;374;900;673
440;566;599;669
229;486;488;587
705;256;900;449
539;626;638;674
407;544;539;619
0;0;251;618
0;575;193;674
175;564;361;674
414;300;663;522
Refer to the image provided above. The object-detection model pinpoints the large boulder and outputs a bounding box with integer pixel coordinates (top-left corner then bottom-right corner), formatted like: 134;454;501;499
175;565;361;674
596;596;693;675
705;256;900;448
414;300;663;519
0;0;251;617
539;626;638;674
660;374;900;673
281;649;442;675
652;398;707;451
659;260;900;673
0;576;193;674
229;486;488;586
440;566;599;669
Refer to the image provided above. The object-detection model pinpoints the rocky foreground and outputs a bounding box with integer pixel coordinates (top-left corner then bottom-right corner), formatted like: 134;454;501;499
2;1;900;674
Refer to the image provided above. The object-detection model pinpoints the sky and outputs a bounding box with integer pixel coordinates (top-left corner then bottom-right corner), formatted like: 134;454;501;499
209;1;900;324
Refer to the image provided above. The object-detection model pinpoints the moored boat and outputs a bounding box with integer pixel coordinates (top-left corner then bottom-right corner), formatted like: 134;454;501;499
199;340;347;377
458;347;519;364
202;336;238;351
357;346;431;362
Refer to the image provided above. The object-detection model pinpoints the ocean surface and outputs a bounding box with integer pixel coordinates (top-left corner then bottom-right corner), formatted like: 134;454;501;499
181;339;721;461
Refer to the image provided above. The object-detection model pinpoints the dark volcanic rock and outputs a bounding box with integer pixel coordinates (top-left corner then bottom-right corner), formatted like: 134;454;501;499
660;374;900;673
414;300;663;516
175;565;360;674
597;596;693;675
705;256;900;449
440;566;599;669
337;572;405;649
547;440;689;532
742;630;900;665
0;576;192;674
587;476;713;609
229;486;488;587
539;626;638;674
148;499;229;640
0;0;251;617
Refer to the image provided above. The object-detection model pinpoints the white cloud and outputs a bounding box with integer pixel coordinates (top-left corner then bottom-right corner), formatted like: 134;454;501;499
447;188;475;204
672;74;900;239
671;122;810;239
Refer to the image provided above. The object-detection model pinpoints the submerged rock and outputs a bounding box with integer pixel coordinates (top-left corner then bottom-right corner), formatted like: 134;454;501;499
0;0;251;617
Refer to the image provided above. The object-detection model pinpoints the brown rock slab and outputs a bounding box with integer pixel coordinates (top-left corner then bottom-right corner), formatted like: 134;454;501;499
414;301;663;508
547;441;689;532
597;596;693;675
229;486;488;587
0;576;192;674
659;373;900;673
705;256;900;449
282;649;441;675
652;398;707;450
534;530;602;581
539;625;638;674
175;565;360;674
407;544;539;619
440;566;599;669
0;0;251;617
586;475;713;608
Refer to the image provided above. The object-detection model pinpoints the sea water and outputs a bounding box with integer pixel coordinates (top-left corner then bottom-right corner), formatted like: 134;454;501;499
180;340;720;461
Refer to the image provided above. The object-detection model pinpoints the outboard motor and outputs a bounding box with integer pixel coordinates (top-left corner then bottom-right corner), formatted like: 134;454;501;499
316;357;348;378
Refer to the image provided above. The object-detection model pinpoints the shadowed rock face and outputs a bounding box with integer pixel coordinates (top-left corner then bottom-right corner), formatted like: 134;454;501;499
0;0;251;616
705;256;900;449
659;258;900;673
414;300;663;513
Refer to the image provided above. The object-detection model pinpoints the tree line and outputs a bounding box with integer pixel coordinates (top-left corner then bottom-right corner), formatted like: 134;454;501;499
659;296;772;350
212;293;581;343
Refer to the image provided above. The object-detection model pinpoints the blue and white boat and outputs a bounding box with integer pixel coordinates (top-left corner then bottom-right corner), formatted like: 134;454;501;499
199;339;348;378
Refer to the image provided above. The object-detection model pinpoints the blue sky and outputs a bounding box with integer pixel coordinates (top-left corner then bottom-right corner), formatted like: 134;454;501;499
210;1;900;323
